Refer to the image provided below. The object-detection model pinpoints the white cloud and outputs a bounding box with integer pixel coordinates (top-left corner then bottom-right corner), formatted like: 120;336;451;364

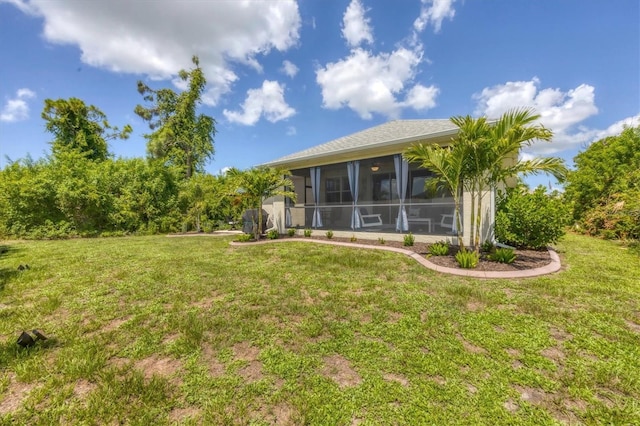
316;47;438;119
473;77;639;156
7;0;301;106
403;84;439;110
414;0;456;33
316;1;441;119
342;0;374;47
0;88;36;123
286;126;297;136
281;60;299;78
474;77;598;133
223;80;296;126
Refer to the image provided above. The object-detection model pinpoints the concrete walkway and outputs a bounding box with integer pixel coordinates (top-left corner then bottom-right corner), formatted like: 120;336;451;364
228;238;562;279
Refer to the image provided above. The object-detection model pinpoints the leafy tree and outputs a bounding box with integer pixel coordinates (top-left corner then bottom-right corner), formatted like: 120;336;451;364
42;98;131;161
0;156;64;237
135;56;216;179
565;125;640;239
227;167;296;239
565;126;640;221
178;173;232;232
104;158;181;234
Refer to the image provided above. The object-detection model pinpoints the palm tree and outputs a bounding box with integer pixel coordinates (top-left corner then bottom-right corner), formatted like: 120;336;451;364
228;166;297;239
455;107;567;250
404;142;467;249
405;107;567;251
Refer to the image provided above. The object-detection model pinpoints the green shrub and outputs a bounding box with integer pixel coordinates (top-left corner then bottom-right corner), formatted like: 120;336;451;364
488;247;516;264
303;228;312;237
481;240;495;253
377;237;385;245
403;232;415;247
287;228;296;237
235;233;253;242
581;189;640;240
266;229;279;240
350;235;357;242
455;249;479;268
325;230;334;239
429;241;450;256
495;185;569;249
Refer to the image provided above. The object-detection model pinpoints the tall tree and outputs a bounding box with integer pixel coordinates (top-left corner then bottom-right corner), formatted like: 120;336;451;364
42;98;131;161
405;108;567;251
135;56;216;179
564;125;640;221
228;167;296;240
453;108;566;249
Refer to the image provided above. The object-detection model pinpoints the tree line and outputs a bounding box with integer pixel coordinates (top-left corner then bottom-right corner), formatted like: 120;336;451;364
0;56;292;239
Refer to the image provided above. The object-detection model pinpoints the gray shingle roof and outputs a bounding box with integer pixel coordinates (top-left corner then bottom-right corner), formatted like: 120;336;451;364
263;119;458;167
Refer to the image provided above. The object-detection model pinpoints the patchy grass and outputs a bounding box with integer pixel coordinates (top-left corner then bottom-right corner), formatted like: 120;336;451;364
0;233;639;424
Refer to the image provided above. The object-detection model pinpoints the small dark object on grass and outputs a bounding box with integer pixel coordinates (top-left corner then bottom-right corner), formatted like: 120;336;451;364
17;264;30;271
32;329;48;341
16;329;48;348
17;331;35;348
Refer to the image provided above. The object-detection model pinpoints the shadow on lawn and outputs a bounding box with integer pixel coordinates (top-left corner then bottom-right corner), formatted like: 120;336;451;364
0;336;60;365
0;244;23;291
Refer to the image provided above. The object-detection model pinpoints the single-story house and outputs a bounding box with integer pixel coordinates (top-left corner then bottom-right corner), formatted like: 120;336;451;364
261;120;494;245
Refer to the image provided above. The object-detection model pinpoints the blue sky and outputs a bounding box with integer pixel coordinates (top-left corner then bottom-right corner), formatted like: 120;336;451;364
1;0;638;187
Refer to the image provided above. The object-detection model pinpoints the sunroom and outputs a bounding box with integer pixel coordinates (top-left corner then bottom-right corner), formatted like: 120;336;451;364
262;120;493;245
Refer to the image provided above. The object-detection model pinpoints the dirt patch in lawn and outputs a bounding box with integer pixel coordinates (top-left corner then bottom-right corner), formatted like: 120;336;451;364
624;319;640;334
0;375;35;415
321;354;362;388
466;301;485;312
73;379;97;399
456;334;488;355
239;361;264;382
135;356;182;383
233;342;261;361
515;385;548;405
169;406;201;422
549;327;573;342
202;344;226;377
541;346;565;362
383;373;409;386
253;402;297;425
233;341;264;382
101;316;131;333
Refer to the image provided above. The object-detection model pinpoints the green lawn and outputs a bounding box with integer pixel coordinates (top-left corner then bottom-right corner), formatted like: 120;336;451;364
0;233;639;425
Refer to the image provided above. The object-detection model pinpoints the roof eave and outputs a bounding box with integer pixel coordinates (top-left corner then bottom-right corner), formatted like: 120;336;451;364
262;127;459;169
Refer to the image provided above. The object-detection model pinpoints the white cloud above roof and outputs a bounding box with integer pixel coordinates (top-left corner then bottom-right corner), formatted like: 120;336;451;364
10;0;301;106
281;60;299;78
342;0;374;47
316;0;443;120
472;77;637;155
414;0;457;33
0;88;35;123
223;80;295;126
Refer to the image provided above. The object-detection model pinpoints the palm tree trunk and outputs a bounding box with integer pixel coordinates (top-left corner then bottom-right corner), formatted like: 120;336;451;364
454;188;465;251
256;198;263;240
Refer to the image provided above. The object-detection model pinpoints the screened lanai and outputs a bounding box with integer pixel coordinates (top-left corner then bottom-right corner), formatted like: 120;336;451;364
285;154;459;235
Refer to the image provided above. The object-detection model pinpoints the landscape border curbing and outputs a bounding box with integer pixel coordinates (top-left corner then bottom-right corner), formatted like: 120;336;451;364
227;237;562;279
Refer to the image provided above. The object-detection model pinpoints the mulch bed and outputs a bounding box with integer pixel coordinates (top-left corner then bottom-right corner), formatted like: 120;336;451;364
286;235;552;272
